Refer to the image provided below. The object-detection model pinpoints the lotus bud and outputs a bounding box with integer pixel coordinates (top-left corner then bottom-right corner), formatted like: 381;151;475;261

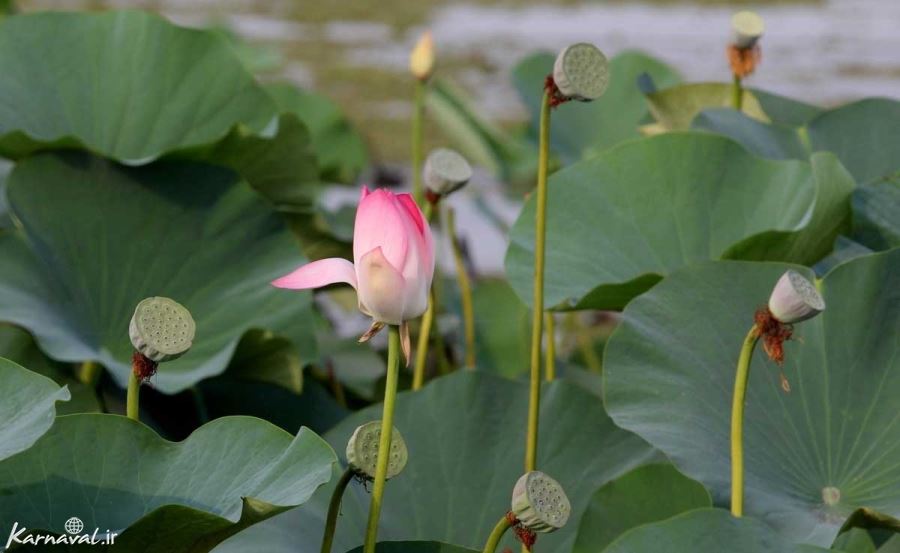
129;297;195;363
768;270;825;324
346;421;408;480
510;471;571;533
409;31;435;81
552;43;609;102
424;148;472;199
731;11;764;49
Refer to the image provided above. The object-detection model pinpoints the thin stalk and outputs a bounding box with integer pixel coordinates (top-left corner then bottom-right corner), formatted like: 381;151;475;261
482;514;513;553
77;361;100;385
126;372;140;421
525;89;552;473
447;208;476;370
544;312;556;381
321;468;355;553
412;79;426;207
363;325;402;553
731;325;760;517
732;74;743;110
412;201;437;390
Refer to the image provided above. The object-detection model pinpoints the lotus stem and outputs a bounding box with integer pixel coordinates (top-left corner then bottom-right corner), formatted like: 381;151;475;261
731;325;760;517
412;79;426;207
544;313;556;381
126;371;140;421
363;325;402;553
77;360;100;385
482;513;514;553
321;468;355;553
413;201;437;390
525;89;552;473
446;207;476;370
731;74;743;110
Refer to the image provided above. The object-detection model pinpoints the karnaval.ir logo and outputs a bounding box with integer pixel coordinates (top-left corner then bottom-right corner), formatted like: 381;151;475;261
4;516;118;548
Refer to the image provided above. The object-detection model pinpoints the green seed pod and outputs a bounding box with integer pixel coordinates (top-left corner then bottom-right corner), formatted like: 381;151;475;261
424;148;472;198
768;270;825;324
510;471;571;533
731;11;764;49
552;43;609;102
129;297;196;363
346;421;408;480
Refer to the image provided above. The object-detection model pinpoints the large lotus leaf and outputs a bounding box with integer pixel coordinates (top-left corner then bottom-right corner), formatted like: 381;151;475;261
0;11;276;164
693;99;900;186
472;279;531;377
852;182;900;251
0;356;69;461
604;250;900;545
0;324;99;414
751;89;823;127
265;82;368;184
644;83;768;132
833;509;900;552
0;414;336;552
603;509;830;553
505;133;854;310
572;463;711;553
0;152;315;393
513;50;681;162
214;371;660;553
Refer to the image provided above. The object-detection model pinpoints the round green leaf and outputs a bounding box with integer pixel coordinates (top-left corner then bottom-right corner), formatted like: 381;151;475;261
513;50;681;162
644;83;769;131
215;371;660;553
572;463;711;553
0;152;315;393
751;89;823;127
604;250;900;545
0;11;276;164
0;356;69;461
852;181;900;251
505;133;855;310
604;508;830;553
0;414;336;552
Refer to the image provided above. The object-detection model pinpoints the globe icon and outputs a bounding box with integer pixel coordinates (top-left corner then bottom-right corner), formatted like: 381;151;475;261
64;517;84;535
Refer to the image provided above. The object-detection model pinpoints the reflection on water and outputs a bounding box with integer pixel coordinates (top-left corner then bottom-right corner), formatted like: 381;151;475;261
19;0;900;163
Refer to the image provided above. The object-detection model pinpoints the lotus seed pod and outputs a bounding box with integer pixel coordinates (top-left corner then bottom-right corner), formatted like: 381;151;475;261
510;471;571;533
552;43;609;102
424;148;472;197
346;421;408;480
731;11;764;49
768;270;825;324
409;31;435;81
128;297;196;363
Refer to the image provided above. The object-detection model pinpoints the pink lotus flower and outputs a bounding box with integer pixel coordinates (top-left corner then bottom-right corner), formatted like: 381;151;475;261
273;187;435;358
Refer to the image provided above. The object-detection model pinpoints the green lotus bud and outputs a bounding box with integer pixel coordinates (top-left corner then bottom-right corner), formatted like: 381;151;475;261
510;471;571;533
424;148;472;198
552;43;609;102
731;11;764;49
129;297;196;363
768;270;825;324
346;421;408;480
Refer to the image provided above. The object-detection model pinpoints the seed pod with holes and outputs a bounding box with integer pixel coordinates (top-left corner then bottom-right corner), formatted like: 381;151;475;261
768;270;825;324
346;421;408;480
424;148;472;198
129;297;196;363
510;471;571;533
731;11;764;49
552;43;609;102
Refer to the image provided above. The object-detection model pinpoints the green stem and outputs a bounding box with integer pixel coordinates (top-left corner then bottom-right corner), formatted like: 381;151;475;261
412;79;426;207
482;514;513;553
126;371;140;421
363;325;402;553
447;208;476;370
412;201;437;390
77;361;100;385
525;89;552;473
732;74;743;110
321;468;355;553
731;325;760;517
544;312;556;381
